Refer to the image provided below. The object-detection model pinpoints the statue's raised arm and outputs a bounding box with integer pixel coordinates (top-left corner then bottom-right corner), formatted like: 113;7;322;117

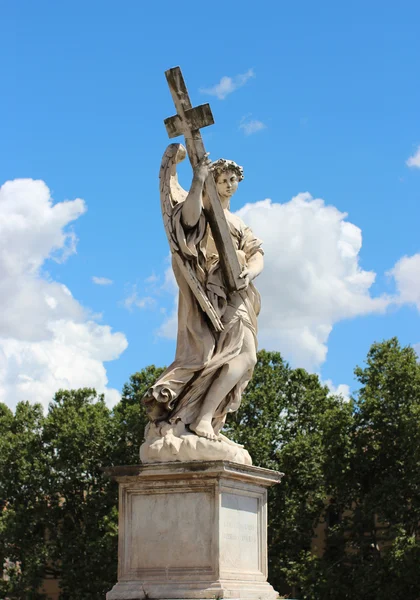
159;143;224;332
181;153;212;229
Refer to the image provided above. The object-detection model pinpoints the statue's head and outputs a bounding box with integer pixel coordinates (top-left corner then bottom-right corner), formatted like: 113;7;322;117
211;159;244;205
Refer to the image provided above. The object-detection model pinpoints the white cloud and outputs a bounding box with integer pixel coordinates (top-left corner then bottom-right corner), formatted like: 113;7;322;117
323;379;351;402
388;253;420;311
239;117;266;136
161;263;177;294
0;179;127;411
92;276;113;286
156;265;178;339
123;286;155;311
121;263;177;338
156;193;390;372
414;343;420;361
200;69;255;100
236;194;389;370
406;146;420;168
157;297;178;340
145;273;159;284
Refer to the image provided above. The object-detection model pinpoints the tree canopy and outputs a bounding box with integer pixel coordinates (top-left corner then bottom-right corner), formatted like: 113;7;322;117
1;339;419;600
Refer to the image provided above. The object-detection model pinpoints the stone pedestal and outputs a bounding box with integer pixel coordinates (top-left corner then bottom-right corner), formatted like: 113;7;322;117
105;461;283;600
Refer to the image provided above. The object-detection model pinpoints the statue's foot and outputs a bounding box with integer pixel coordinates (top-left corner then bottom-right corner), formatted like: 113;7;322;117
189;420;220;441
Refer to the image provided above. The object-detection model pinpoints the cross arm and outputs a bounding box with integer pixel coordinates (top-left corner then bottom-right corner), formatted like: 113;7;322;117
164;104;214;139
163;66;243;293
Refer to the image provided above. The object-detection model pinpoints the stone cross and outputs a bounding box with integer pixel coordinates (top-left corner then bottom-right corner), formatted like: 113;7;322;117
164;66;242;293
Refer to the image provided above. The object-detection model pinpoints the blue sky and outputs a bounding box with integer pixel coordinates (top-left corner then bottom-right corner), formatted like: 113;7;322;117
1;0;419;409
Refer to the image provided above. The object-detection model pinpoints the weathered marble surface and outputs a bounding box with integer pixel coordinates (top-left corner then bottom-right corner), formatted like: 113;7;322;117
105;461;283;600
141;68;265;461
140;421;252;465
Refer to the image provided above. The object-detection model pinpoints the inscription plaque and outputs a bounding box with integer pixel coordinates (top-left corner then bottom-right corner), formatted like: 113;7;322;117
220;492;260;573
128;491;213;571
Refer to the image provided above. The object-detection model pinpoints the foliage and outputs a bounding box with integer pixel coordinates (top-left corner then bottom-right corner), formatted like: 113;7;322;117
112;365;165;466
294;338;420;599
0;401;47;599
225;350;354;596
0;368;164;600
1;340;419;599
41;389;118;599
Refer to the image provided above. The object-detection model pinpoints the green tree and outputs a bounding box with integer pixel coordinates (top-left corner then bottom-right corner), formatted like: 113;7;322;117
225;350;353;597
309;338;420;600
111;365;165;465
41;389;118;600
0;366;164;600
0;401;47;600
2;342;419;600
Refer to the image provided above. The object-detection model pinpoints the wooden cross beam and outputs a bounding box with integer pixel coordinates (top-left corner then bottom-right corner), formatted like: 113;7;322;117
164;66;242;293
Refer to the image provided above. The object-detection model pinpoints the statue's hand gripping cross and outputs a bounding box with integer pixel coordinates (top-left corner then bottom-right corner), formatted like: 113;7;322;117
164;66;242;293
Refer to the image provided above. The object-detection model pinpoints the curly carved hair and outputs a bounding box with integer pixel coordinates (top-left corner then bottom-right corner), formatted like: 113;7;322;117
211;158;244;182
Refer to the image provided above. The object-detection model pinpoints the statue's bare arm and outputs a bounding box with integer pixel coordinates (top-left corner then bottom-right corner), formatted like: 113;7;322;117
181;154;212;229
248;251;264;280
238;251;264;291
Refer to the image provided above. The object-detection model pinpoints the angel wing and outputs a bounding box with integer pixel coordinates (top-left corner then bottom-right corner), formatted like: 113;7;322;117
159;143;224;332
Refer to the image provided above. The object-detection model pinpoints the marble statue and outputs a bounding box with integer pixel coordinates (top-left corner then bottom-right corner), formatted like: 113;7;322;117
140;68;263;465
105;68;282;600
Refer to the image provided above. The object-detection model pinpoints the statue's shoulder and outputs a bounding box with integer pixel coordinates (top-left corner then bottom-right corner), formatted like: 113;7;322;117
226;211;246;232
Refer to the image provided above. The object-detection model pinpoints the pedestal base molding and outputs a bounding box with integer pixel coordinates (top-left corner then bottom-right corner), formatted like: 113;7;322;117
107;580;278;600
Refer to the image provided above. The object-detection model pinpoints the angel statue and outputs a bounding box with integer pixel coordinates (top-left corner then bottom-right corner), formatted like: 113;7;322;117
140;143;264;465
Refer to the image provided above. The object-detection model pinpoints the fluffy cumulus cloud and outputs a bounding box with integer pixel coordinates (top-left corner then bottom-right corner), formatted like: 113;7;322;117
237;194;389;370
323;379;351;402
406;146;420;168
157;192;389;374
200;69;255;100
0;179;127;410
388;253;420;311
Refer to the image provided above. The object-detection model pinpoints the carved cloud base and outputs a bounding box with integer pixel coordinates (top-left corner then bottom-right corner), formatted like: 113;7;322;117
140;422;252;466
104;461;283;600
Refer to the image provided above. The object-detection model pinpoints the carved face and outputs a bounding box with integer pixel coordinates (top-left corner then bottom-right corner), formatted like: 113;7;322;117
215;169;239;203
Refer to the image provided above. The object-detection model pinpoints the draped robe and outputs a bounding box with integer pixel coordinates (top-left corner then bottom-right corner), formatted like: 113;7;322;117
142;202;263;432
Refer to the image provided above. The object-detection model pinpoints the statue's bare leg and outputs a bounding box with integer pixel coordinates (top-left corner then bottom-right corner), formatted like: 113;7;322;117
190;327;256;441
